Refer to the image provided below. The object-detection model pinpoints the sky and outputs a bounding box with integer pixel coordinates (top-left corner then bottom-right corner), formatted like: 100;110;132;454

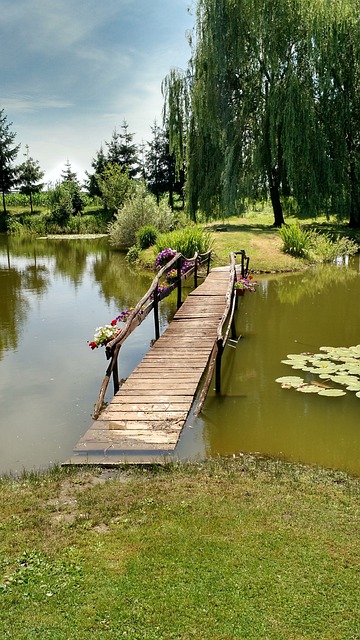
1;0;195;184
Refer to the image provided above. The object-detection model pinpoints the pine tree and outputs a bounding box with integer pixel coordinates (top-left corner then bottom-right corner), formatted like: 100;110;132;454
18;145;44;214
0;108;20;217
105;120;139;178
86;146;107;198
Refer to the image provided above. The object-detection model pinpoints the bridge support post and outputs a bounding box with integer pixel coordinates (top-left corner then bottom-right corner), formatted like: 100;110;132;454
154;284;160;340
177;258;182;309
215;340;223;393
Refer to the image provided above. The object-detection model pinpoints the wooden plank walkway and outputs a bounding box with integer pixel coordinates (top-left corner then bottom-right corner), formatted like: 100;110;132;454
65;269;230;465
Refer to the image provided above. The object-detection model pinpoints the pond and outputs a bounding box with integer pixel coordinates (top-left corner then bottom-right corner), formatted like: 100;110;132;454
0;235;359;476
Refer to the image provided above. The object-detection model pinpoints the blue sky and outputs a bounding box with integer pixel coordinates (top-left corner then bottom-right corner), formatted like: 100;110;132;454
1;0;194;183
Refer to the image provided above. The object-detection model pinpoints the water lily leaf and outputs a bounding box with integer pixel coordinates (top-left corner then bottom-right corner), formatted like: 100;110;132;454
356;392;360;398
296;384;320;393
286;353;309;360
347;367;360;375
346;385;360;392
276;376;304;387
317;389;346;397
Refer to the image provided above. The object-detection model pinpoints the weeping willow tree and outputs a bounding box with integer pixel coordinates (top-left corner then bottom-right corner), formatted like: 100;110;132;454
164;0;360;227
311;0;360;227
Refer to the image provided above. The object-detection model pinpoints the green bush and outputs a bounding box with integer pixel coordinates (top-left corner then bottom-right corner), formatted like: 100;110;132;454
136;225;158;249
126;245;141;263
108;182;174;250
308;232;358;262
155;226;213;258
279;224;312;258
279;224;359;262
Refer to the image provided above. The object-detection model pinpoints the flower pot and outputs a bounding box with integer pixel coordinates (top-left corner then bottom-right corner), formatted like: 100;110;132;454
236;289;245;297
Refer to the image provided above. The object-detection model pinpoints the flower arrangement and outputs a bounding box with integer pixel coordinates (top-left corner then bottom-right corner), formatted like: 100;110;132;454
88;323;120;350
155;248;177;269
88;307;141;349
234;275;257;292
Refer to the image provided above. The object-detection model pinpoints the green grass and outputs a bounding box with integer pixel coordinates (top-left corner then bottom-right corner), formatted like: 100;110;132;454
0;458;359;639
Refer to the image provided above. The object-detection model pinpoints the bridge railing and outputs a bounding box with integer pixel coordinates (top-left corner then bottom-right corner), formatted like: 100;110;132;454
194;250;249;415
92;249;212;419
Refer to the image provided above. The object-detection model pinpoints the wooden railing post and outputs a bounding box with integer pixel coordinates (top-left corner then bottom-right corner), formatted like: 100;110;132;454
194;255;198;289
112;344;120;394
154;283;160;340
215;339;223;393
177;257;182;308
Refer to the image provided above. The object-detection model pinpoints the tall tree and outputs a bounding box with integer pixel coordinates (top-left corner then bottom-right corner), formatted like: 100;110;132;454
85;146;108;198
162;68;190;209
145;121;173;205
0;108;20;217
165;0;360;227
105;120;139;178
18;145;44;214
58;160;85;215
312;3;360;227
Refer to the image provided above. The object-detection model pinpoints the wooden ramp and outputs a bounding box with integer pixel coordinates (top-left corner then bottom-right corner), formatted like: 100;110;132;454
65;269;230;465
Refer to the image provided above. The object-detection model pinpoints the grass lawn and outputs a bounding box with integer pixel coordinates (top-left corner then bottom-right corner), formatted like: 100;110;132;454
205;205;359;271
0;457;359;639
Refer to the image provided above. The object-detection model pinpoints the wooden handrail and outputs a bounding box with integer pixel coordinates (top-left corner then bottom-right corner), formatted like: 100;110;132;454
92;249;212;419
194;250;249;415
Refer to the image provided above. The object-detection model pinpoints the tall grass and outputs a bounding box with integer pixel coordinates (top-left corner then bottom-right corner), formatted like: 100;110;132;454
278;224;312;258
155;226;213;257
279;224;359;262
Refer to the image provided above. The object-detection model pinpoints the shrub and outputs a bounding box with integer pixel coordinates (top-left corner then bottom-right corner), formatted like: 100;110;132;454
308;232;358;262
126;245;141;263
279;224;312;258
136;225;158;249
279;224;359;262
108;182;174;250
155;226;213;258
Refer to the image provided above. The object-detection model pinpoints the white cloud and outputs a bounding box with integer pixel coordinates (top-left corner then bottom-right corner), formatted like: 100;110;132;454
1;0;194;183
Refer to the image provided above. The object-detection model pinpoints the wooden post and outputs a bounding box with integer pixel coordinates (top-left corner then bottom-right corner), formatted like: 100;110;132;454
177;258;182;309
113;355;120;394
112;343;122;394
215;339;223;393
231;315;237;340
194;256;198;289
154;283;160;340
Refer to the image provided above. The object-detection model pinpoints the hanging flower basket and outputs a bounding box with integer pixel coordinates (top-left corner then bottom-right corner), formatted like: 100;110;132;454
234;275;258;296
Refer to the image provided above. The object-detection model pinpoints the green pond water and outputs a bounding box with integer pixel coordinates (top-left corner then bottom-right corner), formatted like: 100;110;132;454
0;235;359;476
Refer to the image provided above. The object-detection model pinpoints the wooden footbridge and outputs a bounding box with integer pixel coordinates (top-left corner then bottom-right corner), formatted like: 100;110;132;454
65;250;249;466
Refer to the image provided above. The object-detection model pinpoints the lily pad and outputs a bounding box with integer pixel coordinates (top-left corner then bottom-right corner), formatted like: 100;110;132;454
296;384;320;394
356;392;360;399
317;388;346;397
275;376;304;388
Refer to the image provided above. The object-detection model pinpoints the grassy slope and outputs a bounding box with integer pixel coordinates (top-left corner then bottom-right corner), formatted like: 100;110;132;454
142;205;359;272
206;205;359;271
0;458;359;639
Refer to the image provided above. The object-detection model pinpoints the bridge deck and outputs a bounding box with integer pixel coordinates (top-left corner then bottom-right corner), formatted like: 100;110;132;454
65;269;230;465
